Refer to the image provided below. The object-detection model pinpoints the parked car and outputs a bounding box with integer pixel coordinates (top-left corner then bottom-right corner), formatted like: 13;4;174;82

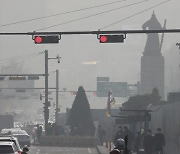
10;130;31;147
0;135;22;153
0;141;19;154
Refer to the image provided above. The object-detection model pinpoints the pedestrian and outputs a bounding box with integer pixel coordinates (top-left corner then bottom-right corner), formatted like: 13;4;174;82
114;126;124;146
154;128;165;154
31;128;36;145
97;125;106;146
36;124;42;143
70;126;77;136
143;129;154;154
64;125;71;135
134;131;141;154
110;138;131;154
123;126;134;152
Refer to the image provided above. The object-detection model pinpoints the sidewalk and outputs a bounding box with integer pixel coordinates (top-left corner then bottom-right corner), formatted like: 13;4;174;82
96;145;110;154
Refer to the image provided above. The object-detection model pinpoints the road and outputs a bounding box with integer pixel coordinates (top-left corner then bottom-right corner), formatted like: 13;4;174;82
28;146;99;154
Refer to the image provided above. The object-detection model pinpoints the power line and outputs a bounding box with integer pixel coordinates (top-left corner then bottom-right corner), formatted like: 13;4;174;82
0;0;130;28
35;0;150;31
0;51;44;63
0;51;44;66
0;52;44;72
99;0;170;30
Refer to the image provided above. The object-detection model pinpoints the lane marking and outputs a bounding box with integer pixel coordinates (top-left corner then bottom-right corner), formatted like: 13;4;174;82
88;148;92;154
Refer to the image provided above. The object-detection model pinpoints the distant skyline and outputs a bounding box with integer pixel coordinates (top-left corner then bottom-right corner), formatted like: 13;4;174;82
0;0;179;111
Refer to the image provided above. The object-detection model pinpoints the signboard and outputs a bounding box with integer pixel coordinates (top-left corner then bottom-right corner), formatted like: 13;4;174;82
28;76;39;80
97;77;109;82
97;81;129;97
9;76;26;80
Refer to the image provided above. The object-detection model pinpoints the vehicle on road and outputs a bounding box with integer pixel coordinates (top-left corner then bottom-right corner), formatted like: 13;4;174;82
1;128;21;135
0;141;19;154
11;130;31;147
0;135;22;153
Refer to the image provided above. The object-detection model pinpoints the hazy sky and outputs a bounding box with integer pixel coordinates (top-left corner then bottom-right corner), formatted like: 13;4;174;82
0;0;179;111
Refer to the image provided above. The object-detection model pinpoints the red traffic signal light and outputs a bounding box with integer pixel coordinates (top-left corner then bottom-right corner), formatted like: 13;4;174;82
33;35;60;44
100;35;108;43
35;36;43;44
99;35;124;43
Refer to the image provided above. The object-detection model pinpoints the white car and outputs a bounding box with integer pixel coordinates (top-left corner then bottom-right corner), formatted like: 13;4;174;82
0;141;19;154
0;135;22;153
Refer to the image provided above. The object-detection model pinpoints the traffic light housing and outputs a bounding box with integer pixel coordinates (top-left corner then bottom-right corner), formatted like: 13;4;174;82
99;34;124;43
33;35;60;44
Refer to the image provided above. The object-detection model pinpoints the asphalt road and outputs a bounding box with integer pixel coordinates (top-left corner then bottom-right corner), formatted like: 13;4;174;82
28;146;99;154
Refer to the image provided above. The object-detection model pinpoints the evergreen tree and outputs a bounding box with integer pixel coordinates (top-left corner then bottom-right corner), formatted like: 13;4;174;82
67;86;95;136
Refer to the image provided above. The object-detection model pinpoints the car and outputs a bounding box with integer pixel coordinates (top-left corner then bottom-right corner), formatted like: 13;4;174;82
0;135;22;153
0;141;19;154
1;128;21;135
10;130;31;147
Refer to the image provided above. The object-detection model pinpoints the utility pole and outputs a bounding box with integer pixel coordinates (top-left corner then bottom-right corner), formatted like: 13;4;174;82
44;50;49;135
55;70;59;124
44;50;61;135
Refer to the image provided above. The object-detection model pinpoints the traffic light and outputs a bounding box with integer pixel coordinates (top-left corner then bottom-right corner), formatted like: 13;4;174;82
33;35;60;44
99;35;124;43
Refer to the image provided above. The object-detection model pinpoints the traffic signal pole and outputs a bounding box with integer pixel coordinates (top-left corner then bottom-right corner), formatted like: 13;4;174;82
44;50;49;135
55;70;59;124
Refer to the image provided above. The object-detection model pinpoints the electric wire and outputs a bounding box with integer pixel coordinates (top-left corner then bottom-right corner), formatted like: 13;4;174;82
0;54;41;72
0;51;44;63
99;0;170;30
0;52;44;72
0;0;130;28
35;0;151;31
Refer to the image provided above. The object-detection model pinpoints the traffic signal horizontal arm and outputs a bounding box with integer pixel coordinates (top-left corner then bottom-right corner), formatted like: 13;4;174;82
0;29;180;36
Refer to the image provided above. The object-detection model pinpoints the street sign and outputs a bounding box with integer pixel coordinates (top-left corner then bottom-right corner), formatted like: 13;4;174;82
28;76;39;80
97;77;109;82
97;81;129;97
9;76;26;80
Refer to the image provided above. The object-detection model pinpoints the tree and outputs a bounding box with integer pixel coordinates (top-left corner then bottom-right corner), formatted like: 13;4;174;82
67;86;95;136
122;88;165;110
